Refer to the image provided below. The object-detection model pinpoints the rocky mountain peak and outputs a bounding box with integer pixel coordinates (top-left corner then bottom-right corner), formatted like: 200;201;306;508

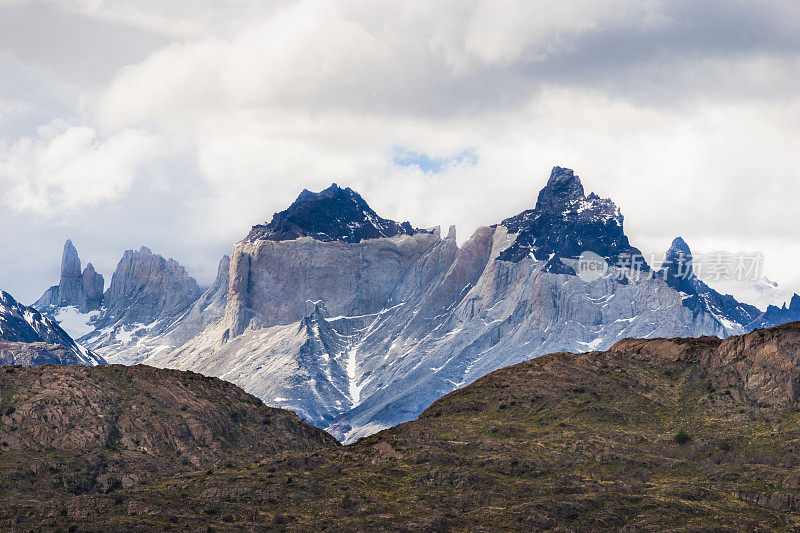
244;183;429;244
665;236;692;261
749;292;800;330
660;236;695;285
34;240;105;312
535;166;586;212
101;247;201;326
498;166;643;266
58;239;83;307
657;237;761;328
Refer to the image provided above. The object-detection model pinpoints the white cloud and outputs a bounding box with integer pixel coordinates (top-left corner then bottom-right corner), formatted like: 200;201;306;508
0;125;162;215
1;0;800;303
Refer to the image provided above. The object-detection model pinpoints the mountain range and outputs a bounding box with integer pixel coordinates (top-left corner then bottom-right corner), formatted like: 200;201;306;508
23;165;800;442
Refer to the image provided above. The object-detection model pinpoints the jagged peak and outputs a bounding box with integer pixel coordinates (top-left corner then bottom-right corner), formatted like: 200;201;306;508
659;236;696;282
61;239;81;275
535;166;586;212
245;183;430;244
662;237;693;268
497;165;641;266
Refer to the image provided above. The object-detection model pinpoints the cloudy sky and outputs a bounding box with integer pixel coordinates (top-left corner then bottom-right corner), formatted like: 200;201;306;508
1;0;799;305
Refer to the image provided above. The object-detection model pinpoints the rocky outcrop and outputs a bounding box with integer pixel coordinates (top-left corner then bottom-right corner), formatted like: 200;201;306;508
0;364;337;501
0;290;103;365
245;183;429;243
33;243;204;364
34;240;105;312
58;239;84;306
0;340;93;366
749;293;800;329
74;247;204;364
81;262;104;310
610;321;800;410
101;247;201;326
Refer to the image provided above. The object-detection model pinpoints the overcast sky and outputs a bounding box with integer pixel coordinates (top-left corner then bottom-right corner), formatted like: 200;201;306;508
1;0;800;305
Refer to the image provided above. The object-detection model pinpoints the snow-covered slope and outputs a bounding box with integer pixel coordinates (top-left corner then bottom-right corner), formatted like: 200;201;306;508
34;244;206;364
0;290;103;365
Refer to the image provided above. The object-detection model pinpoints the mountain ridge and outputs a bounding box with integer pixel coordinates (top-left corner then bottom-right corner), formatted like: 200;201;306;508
143;166;772;442
6;321;800;529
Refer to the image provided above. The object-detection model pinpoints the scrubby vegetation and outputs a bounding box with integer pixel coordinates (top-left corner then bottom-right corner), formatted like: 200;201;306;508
4;326;800;530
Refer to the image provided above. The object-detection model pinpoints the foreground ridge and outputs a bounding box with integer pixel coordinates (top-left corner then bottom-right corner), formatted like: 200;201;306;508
4;322;800;529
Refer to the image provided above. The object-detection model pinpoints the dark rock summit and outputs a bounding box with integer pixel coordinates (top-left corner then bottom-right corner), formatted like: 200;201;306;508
658;236;761;328
245;183;430;244
498;166;646;267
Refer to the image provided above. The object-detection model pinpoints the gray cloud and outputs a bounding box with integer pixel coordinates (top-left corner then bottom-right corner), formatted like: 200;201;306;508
1;0;799;306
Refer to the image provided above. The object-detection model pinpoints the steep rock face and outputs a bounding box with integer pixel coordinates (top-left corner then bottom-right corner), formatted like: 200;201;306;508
101;247;201;325
609;321;800;410
147;167;754;442
143;254;231;352
34;240;105;313
657;236;761;331
0;290;103;365
78;247;203;364
0;340;95;366
81;262;104;310
33;242;205;364
58;239;84;306
225;227;441;336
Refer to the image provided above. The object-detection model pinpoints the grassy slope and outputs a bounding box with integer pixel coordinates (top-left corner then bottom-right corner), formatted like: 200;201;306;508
4;332;800;530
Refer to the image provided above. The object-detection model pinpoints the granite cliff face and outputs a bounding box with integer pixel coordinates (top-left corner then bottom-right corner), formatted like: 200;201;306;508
146;169;766;442
34;243;205;364
0;290;103;365
34;240;105;313
98;247;201;326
